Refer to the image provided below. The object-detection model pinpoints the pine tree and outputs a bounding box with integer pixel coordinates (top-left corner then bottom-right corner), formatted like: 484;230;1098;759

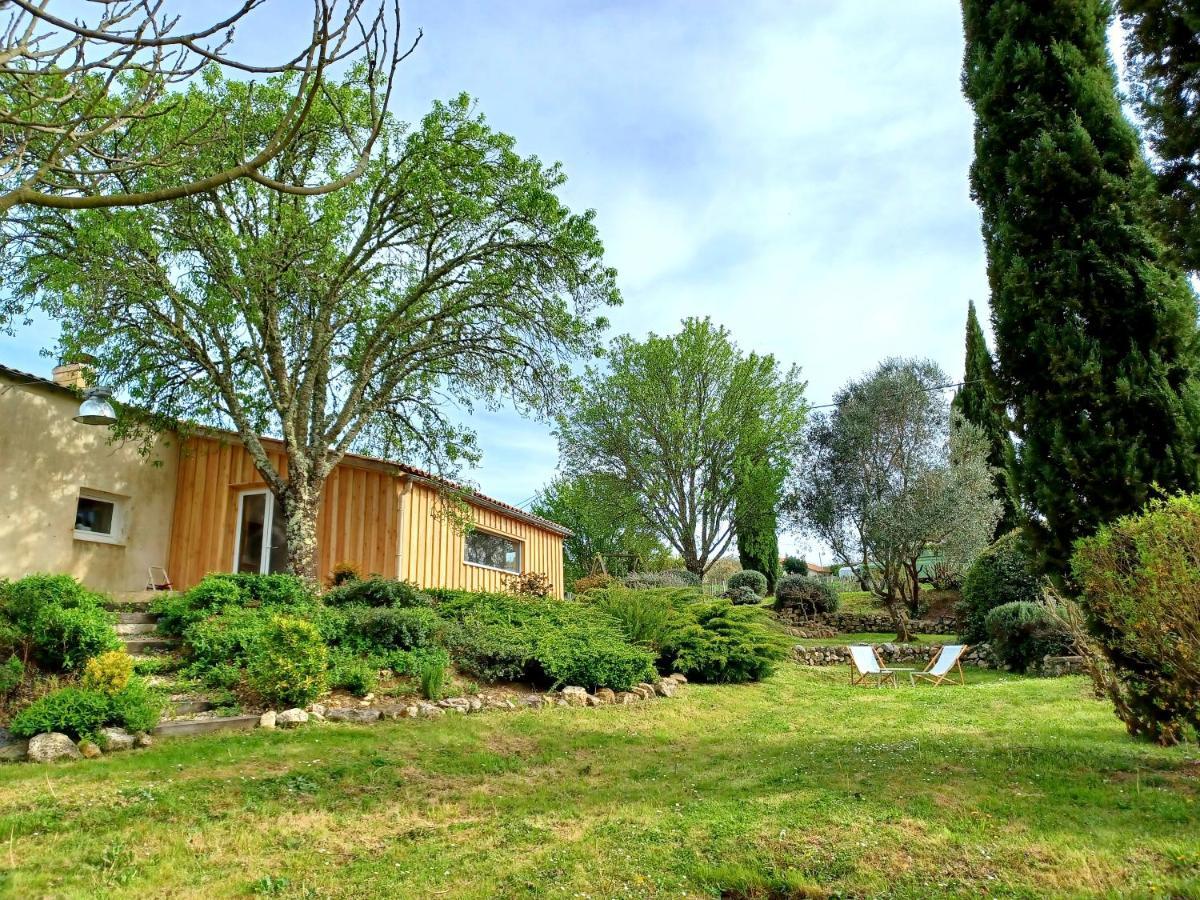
961;0;1200;575
951;300;1019;539
733;454;782;593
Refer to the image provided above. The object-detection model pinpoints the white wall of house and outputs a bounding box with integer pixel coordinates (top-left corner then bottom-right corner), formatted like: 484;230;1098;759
0;375;178;593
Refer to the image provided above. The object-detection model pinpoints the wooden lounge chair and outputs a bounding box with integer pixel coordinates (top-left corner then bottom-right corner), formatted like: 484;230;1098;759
849;645;899;688
910;644;969;686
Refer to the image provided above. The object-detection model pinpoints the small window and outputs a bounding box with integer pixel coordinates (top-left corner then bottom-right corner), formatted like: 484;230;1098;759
74;490;124;544
464;529;521;573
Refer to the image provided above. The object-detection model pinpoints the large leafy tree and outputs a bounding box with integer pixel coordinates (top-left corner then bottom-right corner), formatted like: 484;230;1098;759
788;359;1001;641
8;77;619;581
531;473;668;587
1119;1;1200;272
557;318;807;577
961;0;1200;575
951;300;1018;538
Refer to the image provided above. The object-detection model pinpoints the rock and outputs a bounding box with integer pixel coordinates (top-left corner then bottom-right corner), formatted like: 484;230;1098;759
309;703;327;717
522;694;545;709
259;711;277;730
133;732;153;748
469;698;483;712
668;673;687;684
325;707;382;723
404;705;420;718
635;683;658;700
309;709;325;722
586;693;607;707
417;703;444;718
0;728;29;762
276;708;309;728
614;691;638;705
98;727;135;752
362;693;375;703
439;697;471;714
27;733;83;763
594;688;616;704
655;680;677;698
560;685;588;707
78;740;102;759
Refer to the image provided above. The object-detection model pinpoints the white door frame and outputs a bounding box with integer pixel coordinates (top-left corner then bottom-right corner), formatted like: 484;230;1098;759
233;489;277;575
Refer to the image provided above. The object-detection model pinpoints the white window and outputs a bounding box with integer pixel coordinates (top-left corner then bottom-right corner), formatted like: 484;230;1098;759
74;489;125;545
464;529;522;573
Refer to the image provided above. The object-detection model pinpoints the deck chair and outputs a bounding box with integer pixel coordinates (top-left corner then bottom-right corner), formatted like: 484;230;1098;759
849;645;898;688
910;644;969;686
145;566;173;592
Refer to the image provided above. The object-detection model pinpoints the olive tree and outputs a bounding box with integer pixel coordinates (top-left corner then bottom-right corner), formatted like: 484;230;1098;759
8;79;619;581
787;358;1001;640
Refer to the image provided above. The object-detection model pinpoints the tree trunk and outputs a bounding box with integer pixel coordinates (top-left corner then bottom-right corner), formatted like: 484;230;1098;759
282;482;323;586
884;592;913;642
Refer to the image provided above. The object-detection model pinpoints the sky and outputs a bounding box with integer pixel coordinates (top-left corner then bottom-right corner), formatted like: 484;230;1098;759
1;1;1042;563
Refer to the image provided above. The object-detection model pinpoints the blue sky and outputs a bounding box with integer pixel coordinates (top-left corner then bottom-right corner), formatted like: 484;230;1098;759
2;1;1020;562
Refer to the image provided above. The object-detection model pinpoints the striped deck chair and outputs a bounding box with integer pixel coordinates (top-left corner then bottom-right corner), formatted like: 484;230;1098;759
910;644;969;686
848;645;898;688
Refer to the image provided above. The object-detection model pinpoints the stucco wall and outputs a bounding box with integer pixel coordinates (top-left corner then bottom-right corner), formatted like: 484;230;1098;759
0;378;178;593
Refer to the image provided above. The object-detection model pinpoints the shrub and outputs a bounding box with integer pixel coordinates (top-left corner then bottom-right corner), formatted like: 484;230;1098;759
328;653;378;697
183;606;271;671
959;530;1042;644
105;678;164;734
506;571;553;598
571;573;614;593
81;650;133;694
246;616;328;707
781;556;808;575
623;569;701;589
10;678;162;740
323;577;428;608
582;587;679;647
1073;494;1200;745
201;661;243;690
328;562;362;587
30;603;120;672
728;570;768;597
984;601;1072;673
722;585;762;605
154;573;318;635
661;602;785;683
0;655;23;695
331;606;441;654
418;655;446;700
1;573;98;628
443;620;535;683
773;576;838;616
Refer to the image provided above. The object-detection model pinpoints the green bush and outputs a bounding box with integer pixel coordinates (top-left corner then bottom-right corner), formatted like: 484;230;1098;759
581;587;682;647
328;605;441;654
182;606;271;671
781;556;808;575
728;570;768;596
661;602;785;683
0;573;119;671
418;655;446;700
959;530;1042;644
1073;494;1200;745
722;585;762;605
81;650;133;694
152;576;243;634
0;655;23;695
323;577;428;608
984;601;1071;673
773;576;838;616
443;619;535;683
622;570;701;589
1;573;97;627
10;677;162;740
328;653;378;697
246;616;328;707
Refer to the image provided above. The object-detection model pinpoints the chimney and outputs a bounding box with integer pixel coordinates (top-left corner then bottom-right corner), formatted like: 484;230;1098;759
51;363;88;390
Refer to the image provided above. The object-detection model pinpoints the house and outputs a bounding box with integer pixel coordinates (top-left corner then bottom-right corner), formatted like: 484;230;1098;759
0;363;569;597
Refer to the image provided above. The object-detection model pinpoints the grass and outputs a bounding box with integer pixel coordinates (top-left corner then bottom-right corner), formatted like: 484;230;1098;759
0;665;1197;898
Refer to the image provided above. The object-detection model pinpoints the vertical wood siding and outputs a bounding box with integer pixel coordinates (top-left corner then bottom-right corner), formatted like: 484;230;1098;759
167;436;565;597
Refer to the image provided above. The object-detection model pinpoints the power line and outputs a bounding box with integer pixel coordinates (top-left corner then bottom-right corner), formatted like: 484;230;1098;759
805;378;982;411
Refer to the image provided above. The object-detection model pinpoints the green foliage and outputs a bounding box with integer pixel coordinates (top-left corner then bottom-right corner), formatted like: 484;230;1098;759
622;570;700;589
323;578;428;609
328;562;362;587
418;656;446;701
781;556;807;575
182;606;272;672
660;602;784;684
1073;493;1200;745
571;573;615;594
774;576;839;616
733;449;784;594
0;573;119;671
328;605;441;654
10;677;162;740
154;573;318;636
328;653;378;698
559;317;807;576
962;0;1200;574
727;570;767;597
246;616;328;708
581;587;684;647
81;651;133;695
0;655;23;695
984;602;1071;674
951;300;1018;539
2;573;98;627
959;530;1042;645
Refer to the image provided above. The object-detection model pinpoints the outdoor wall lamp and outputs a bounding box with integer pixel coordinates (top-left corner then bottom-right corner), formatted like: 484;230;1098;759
73;386;118;426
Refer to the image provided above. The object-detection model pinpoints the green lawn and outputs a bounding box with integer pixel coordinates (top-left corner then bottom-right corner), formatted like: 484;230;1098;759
1;665;1197;898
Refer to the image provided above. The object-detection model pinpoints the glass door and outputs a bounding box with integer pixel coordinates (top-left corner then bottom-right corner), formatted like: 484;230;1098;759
234;491;288;574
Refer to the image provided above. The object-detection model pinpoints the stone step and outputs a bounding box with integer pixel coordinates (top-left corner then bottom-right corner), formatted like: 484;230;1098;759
172;699;215;716
122;637;180;653
152;715;259;738
103;597;153;612
116;622;158;636
118;611;159;625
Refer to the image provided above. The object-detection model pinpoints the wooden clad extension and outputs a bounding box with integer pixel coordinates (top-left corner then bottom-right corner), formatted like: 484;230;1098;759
167;435;566;597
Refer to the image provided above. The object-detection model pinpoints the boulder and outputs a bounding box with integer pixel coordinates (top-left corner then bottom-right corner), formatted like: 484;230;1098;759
560;685;588;707
133;732;153;748
594;688;616;704
259;711;277;730
78;740;102;759
614;691;638;705
469;697;483;712
0;728;29;762
276;708;309;728
522;694;545;709
27;732;82;763
634;683;657;700
98;727;135;752
585;693;606;707
417;703;444;718
655;680;678;698
309;703;327;718
325;707;381;723
667;673;688;684
438;697;471;714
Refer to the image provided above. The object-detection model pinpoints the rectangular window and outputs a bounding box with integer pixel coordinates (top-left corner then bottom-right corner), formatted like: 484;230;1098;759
464;529;522;573
74;489;124;544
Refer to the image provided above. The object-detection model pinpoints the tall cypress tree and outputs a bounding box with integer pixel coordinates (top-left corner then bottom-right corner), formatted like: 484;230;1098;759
960;0;1200;575
951;300;1019;539
732;453;782;592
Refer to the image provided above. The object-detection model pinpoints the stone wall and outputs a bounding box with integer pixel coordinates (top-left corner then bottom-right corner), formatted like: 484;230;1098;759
792;642;997;669
776;608;959;634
